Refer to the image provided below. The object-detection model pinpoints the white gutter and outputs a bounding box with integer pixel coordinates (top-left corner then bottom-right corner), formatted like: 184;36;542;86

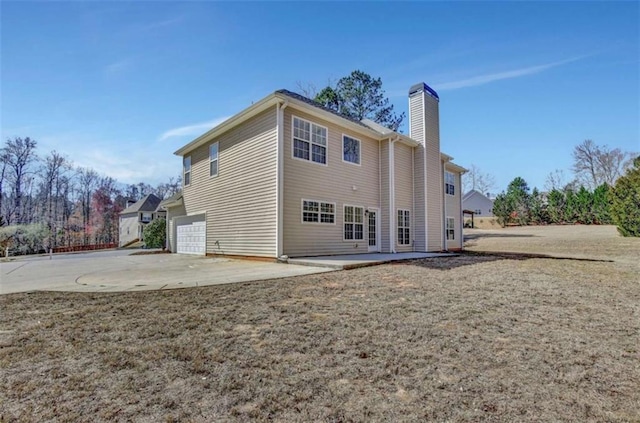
276;100;288;258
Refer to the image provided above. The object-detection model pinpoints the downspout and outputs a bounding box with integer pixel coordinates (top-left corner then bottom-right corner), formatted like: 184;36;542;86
412;147;415;252
459;172;464;250
442;161;447;251
276;100;288;259
389;136;399;253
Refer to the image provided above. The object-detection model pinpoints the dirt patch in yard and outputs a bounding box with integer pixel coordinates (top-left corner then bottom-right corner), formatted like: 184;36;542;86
1;225;639;422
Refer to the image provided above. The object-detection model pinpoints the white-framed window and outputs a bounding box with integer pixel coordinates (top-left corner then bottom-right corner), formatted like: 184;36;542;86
397;209;410;245
344;205;364;240
292;116;327;165
342;134;361;165
474;209;481;215
446;217;455;240
183;156;191;186
445;171;455;195
141;212;152;223
302;200;335;224
209;142;219;177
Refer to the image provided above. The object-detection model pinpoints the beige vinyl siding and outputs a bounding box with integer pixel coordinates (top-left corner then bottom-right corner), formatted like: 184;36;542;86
412;145;426;251
425;95;443;251
283;109;380;257
408;91;428;252
445;168;463;250
380;140;390;252
181;108;278;257
165;202;186;253
394;143;414;252
118;213;139;247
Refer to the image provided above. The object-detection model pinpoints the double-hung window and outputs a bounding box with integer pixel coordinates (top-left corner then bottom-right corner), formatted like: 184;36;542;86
445;171;455;195
342;135;361;165
302;200;335;224
397;209;410;245
344;205;364;240
293;116;327;165
446;217;455;240
183;156;191;186
210;142;219;177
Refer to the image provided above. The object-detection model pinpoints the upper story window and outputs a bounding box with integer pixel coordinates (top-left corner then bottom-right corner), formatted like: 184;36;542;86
445;171;455;195
141;213;152;223
293;116;327;165
342;135;361;165
344;205;364;240
302;200;335;224
183;156;191;186
210;142;219;177
397;209;410;245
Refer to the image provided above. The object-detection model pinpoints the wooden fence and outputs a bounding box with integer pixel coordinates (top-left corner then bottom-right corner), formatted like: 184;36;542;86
52;243;117;254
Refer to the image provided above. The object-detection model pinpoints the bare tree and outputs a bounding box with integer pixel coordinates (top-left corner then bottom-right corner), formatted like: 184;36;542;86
0;149;10;225
462;164;496;195
77;167;99;244
544;169;567;192
1;137;38;224
38;151;73;246
572;139;633;189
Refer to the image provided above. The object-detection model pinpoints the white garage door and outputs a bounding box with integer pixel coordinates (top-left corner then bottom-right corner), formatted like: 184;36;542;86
175;215;206;255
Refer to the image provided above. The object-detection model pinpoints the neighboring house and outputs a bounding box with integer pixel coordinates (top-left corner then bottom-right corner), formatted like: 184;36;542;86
462;190;494;217
163;82;466;257
118;194;166;247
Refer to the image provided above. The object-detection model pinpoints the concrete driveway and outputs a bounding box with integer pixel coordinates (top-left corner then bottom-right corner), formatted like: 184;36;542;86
0;250;334;294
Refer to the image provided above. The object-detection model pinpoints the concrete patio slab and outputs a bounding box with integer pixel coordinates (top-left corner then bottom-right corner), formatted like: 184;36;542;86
288;252;456;270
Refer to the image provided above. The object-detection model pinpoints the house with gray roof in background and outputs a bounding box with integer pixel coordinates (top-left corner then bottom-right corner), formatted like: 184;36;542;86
118;193;165;247
162;82;467;257
462;190;495;217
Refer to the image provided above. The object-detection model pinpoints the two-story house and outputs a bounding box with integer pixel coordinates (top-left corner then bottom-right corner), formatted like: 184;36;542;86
162;82;466;258
118;193;166;247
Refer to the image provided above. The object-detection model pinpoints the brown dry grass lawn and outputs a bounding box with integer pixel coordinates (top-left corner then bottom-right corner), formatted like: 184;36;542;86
1;225;639;422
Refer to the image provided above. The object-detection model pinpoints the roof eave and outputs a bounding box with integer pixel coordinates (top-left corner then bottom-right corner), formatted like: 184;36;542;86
282;95;385;140
445;161;468;174
174;93;281;156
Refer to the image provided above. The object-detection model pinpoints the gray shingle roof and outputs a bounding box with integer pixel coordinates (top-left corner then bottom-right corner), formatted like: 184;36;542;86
120;193;162;215
275;89;378;131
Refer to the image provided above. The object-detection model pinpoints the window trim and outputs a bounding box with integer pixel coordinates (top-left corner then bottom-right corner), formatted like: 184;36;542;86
343;204;365;241
209;142;219;178
291;115;328;166
342;133;361;166
397;209;411;246
446;216;455;240
183;155;191;187
301;199;336;225
445;171;455;196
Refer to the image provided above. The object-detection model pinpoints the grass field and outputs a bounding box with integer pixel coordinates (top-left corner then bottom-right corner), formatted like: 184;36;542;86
1;225;639;422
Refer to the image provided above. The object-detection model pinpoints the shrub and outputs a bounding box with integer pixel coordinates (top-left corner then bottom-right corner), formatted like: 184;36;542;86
143;218;166;249
609;157;640;237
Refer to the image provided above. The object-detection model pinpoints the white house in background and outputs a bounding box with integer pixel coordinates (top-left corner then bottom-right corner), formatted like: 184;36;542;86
162;82;467;258
118;193;165;247
462;190;494;217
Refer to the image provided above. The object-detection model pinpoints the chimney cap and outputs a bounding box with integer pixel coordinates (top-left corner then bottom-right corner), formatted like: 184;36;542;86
409;82;439;100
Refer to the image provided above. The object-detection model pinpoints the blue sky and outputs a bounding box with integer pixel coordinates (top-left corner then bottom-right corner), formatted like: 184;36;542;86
2;1;638;192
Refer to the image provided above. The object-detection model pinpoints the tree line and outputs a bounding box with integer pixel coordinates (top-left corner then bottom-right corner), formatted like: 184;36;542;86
491;140;639;237
0;137;181;255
